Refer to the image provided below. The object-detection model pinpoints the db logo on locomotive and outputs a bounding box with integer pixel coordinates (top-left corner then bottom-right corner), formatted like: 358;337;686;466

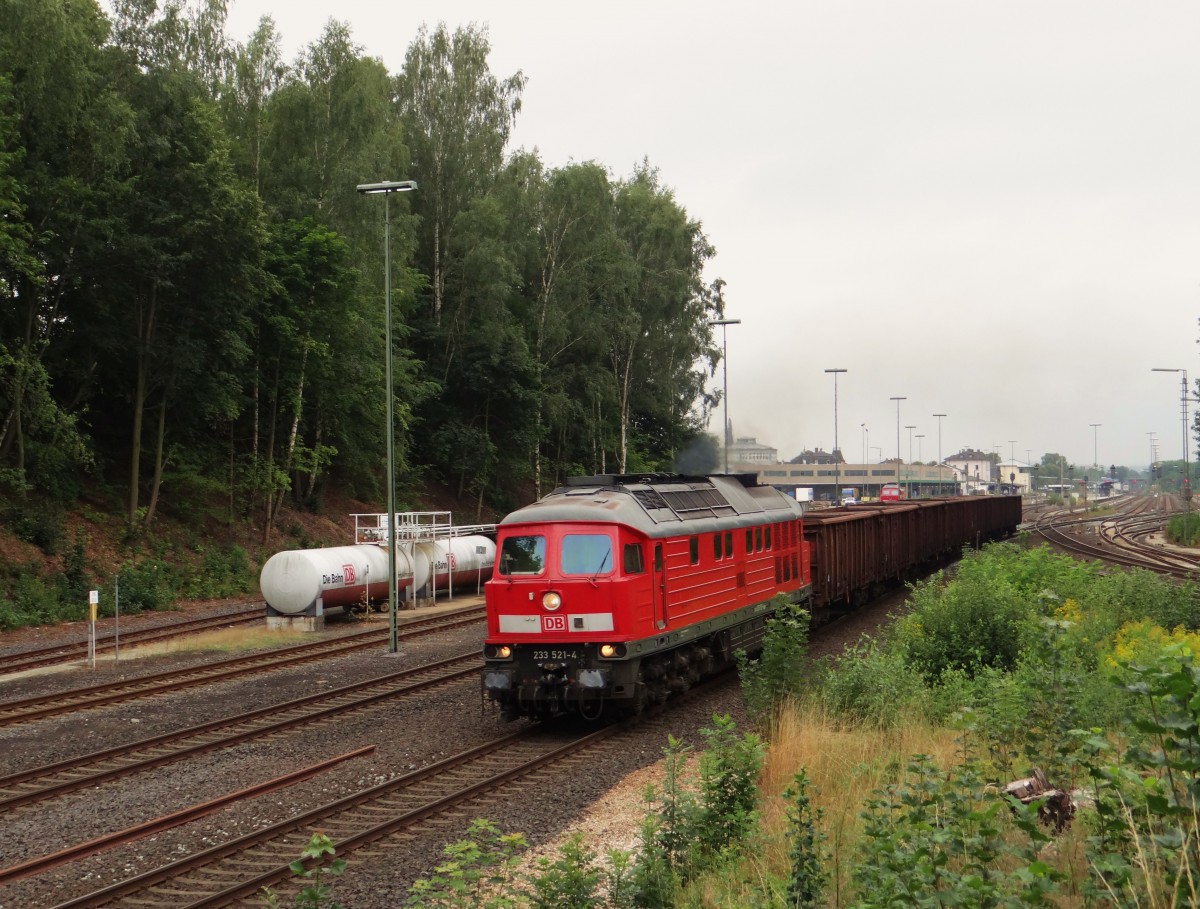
541;615;567;632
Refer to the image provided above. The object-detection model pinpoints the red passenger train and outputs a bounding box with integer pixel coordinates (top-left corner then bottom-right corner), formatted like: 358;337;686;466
481;473;1020;720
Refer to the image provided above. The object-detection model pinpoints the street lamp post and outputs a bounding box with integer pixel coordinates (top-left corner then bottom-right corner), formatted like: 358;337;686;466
1151;368;1190;509
915;434;924;495
905;425;916;498
1009;440;1016;493
890;396;906;493
932;413;946;496
861;424;867;466
357;179;418;654
711;319;741;474
1090;423;1101;475
825;369;847;503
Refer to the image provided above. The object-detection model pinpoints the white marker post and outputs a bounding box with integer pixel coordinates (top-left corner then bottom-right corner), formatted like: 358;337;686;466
88;589;99;669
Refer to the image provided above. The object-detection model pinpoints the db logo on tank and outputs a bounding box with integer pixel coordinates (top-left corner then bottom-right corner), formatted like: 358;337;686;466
342;564;356;584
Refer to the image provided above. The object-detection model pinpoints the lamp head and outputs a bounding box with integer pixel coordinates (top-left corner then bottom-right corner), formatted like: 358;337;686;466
356;180;418;194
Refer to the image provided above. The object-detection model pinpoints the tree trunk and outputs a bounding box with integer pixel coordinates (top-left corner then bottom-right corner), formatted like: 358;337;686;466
268;348;307;540
144;395;168;528
261;365;281;546
128;284;158;532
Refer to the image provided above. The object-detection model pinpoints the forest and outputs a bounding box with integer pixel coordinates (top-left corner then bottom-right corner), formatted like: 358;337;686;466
0;0;725;550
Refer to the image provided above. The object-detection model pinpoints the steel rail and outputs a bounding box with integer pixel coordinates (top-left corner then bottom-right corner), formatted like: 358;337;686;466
0;608;263;675
46;679;725;909
0;747;376;885
0;652;480;812
0;607;484;727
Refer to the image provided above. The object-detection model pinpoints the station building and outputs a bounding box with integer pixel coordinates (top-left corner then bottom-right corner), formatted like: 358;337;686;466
728;457;961;502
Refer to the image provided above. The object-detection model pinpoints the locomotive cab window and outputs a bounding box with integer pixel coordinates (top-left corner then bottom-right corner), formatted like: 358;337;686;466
623;543;645;574
498;535;547;575
561;534;614;576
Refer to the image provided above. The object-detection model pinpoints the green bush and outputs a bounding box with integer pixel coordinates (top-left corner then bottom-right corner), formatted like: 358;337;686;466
1;499;65;553
810;636;930;729
0;572;80;628
738;597;812;728
1165;511;1200;546
117;560;174;613
187;543;254;599
784;770;827;909
850;755;1061;908
1078;649;1200;908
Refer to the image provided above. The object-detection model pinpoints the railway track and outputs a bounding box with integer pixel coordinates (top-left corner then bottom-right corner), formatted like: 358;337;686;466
0;607;264;676
29;680;713;909
1032;496;1200;579
0;606;485;727
0;651;481;816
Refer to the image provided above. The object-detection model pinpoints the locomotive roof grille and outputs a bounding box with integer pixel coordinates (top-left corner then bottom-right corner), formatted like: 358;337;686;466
659;488;737;520
630;488;670;511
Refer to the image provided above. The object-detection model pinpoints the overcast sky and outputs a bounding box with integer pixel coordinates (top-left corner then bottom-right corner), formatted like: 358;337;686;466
221;0;1199;471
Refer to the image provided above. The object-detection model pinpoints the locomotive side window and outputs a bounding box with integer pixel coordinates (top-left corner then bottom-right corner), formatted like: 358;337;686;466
498;535;547;575
745;529;753;552
689;536;699;565
623;543;645;574
561;534;614;575
725;532;732;555
755;527;763;551
654;545;663;571
713;534;722;560
766;525;772;549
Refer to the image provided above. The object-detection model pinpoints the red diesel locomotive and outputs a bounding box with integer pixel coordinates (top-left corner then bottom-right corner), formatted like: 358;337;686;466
481;473;811;719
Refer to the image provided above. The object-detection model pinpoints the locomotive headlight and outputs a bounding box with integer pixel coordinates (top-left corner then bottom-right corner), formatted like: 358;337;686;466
541;591;563;611
484;644;513;660
599;644;617;658
497;645;512;659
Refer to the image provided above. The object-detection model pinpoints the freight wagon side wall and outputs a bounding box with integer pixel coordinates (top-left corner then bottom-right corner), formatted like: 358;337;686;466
805;496;1022;613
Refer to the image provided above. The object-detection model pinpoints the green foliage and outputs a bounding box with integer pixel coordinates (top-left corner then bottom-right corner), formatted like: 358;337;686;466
186;544;254;599
525;834;602;909
117;560;174;613
1079;649;1200;908
630;715;767;905
1;497;65;553
784;770;828;909
809;636;930;729
260;831;347;909
696;715;766;855
850;755;1061;907
60;530;91;607
738;597;812;727
894;552;1039;682
405;818;528;908
0;568;76;629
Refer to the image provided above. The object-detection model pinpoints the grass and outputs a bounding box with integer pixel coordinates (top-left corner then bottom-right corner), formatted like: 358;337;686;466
755;700;958;904
114;625;310;660
679;700;1107;907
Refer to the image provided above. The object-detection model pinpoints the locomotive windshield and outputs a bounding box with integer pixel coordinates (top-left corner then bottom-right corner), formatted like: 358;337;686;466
498;535;546;575
561;533;614;576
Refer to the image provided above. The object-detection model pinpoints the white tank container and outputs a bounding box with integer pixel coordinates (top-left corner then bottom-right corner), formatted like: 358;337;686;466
260;544;425;615
416;536;496;595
